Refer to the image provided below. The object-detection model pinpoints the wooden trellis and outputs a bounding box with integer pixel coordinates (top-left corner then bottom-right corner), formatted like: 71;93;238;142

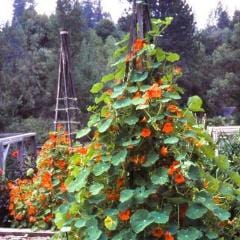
128;0;152;49
54;31;81;144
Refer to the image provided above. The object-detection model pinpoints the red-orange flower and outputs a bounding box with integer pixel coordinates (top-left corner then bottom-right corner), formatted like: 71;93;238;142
151;228;164;238
174;173;185;184
130;155;145;165
106;190;120;201
60;182;67;193
77;147;88;155
165;231;174;240
162;122;174;134
44;213;54;223
28;205;37;216
116;177;125;189
174;66;182;75
11;150;19;158
160;146;168;157
133;91;142;99
54;160;66;170
29;216;36;223
133;38;145;52
144;83;162;99
168;161;180;176
141;128;151;138
167;104;179;113
15;213;23;221
118;209;131;221
41;172;52;190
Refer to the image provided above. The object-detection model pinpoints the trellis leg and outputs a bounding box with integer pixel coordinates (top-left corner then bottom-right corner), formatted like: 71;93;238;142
29;135;37;158
17;141;24;173
0;143;4;177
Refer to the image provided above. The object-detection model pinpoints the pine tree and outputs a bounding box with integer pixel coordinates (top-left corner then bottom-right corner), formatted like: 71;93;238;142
12;0;26;24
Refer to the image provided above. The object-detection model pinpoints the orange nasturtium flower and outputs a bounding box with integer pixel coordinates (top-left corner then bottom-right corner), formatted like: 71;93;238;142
144;83;162;99
77;147;88;155
133;38;145;52
41;172;52;190
167;104;180;113
118;209;131;221
174;173;186;184
165;231;174;240
168;161;180;176
162;122;174;134
160;146;168;157
60;182;67;193
130;155;145;165
106;190;120;201
15;213;23;221
54;159;66;170
28;205;37;216
116;177;125;189
44;213;54;223
141;128;151;138
151;228;164;238
29;216;36;223
174;66;182;75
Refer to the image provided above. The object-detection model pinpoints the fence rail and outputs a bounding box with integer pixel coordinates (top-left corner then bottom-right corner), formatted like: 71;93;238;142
0;133;36;176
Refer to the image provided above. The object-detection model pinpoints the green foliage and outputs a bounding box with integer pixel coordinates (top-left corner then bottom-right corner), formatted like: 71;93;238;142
55;17;240;239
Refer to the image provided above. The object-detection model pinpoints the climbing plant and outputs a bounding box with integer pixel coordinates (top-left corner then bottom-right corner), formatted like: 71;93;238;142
54;18;240;240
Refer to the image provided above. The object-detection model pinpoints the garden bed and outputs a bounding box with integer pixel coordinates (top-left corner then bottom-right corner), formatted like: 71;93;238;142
0;228;55;239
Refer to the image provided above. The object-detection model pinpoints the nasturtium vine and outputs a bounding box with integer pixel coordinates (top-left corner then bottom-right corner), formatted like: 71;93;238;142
54;17;240;240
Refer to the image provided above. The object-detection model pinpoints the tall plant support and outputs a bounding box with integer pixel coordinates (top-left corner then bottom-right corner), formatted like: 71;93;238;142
128;0;152;49
54;31;81;144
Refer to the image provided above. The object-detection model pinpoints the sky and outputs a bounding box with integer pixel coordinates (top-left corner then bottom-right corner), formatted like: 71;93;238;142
1;0;240;29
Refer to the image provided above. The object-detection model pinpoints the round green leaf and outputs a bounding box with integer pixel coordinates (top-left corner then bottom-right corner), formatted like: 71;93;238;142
89;183;104;195
91;82;104;93
150;168;169;185
214;155;229;170
74;219;86;229
130;71;148;82
187;96;204;112
112;149;128;166
113;98;132;109
166;52;180;62
93;162;111;176
76;127;91;139
97;118;113;133
130;209;154;233
150;210;169;224
164;137;179;145
177;227;202;240
120;189;134;203
143;151;159;167
124;115;139;125
186;203;208;219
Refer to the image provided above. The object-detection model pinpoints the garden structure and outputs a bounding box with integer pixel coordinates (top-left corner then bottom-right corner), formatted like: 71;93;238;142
1;0;240;239
0;133;36;177
54;30;81;144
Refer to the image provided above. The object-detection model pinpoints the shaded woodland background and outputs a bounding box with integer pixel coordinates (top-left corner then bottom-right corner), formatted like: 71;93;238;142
1;0;240;142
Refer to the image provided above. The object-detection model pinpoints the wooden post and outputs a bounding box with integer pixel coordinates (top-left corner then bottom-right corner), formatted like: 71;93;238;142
17;141;24;172
0;143;4;175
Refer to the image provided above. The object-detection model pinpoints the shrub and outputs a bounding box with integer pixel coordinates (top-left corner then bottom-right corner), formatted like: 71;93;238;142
8;129;73;229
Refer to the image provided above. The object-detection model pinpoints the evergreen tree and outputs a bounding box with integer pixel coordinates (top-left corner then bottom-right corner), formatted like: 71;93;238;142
149;0;195;59
95;19;117;40
215;1;231;29
12;0;26;24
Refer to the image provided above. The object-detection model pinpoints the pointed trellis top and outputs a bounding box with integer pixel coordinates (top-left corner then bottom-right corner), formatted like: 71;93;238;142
54;31;81;145
129;0;152;49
